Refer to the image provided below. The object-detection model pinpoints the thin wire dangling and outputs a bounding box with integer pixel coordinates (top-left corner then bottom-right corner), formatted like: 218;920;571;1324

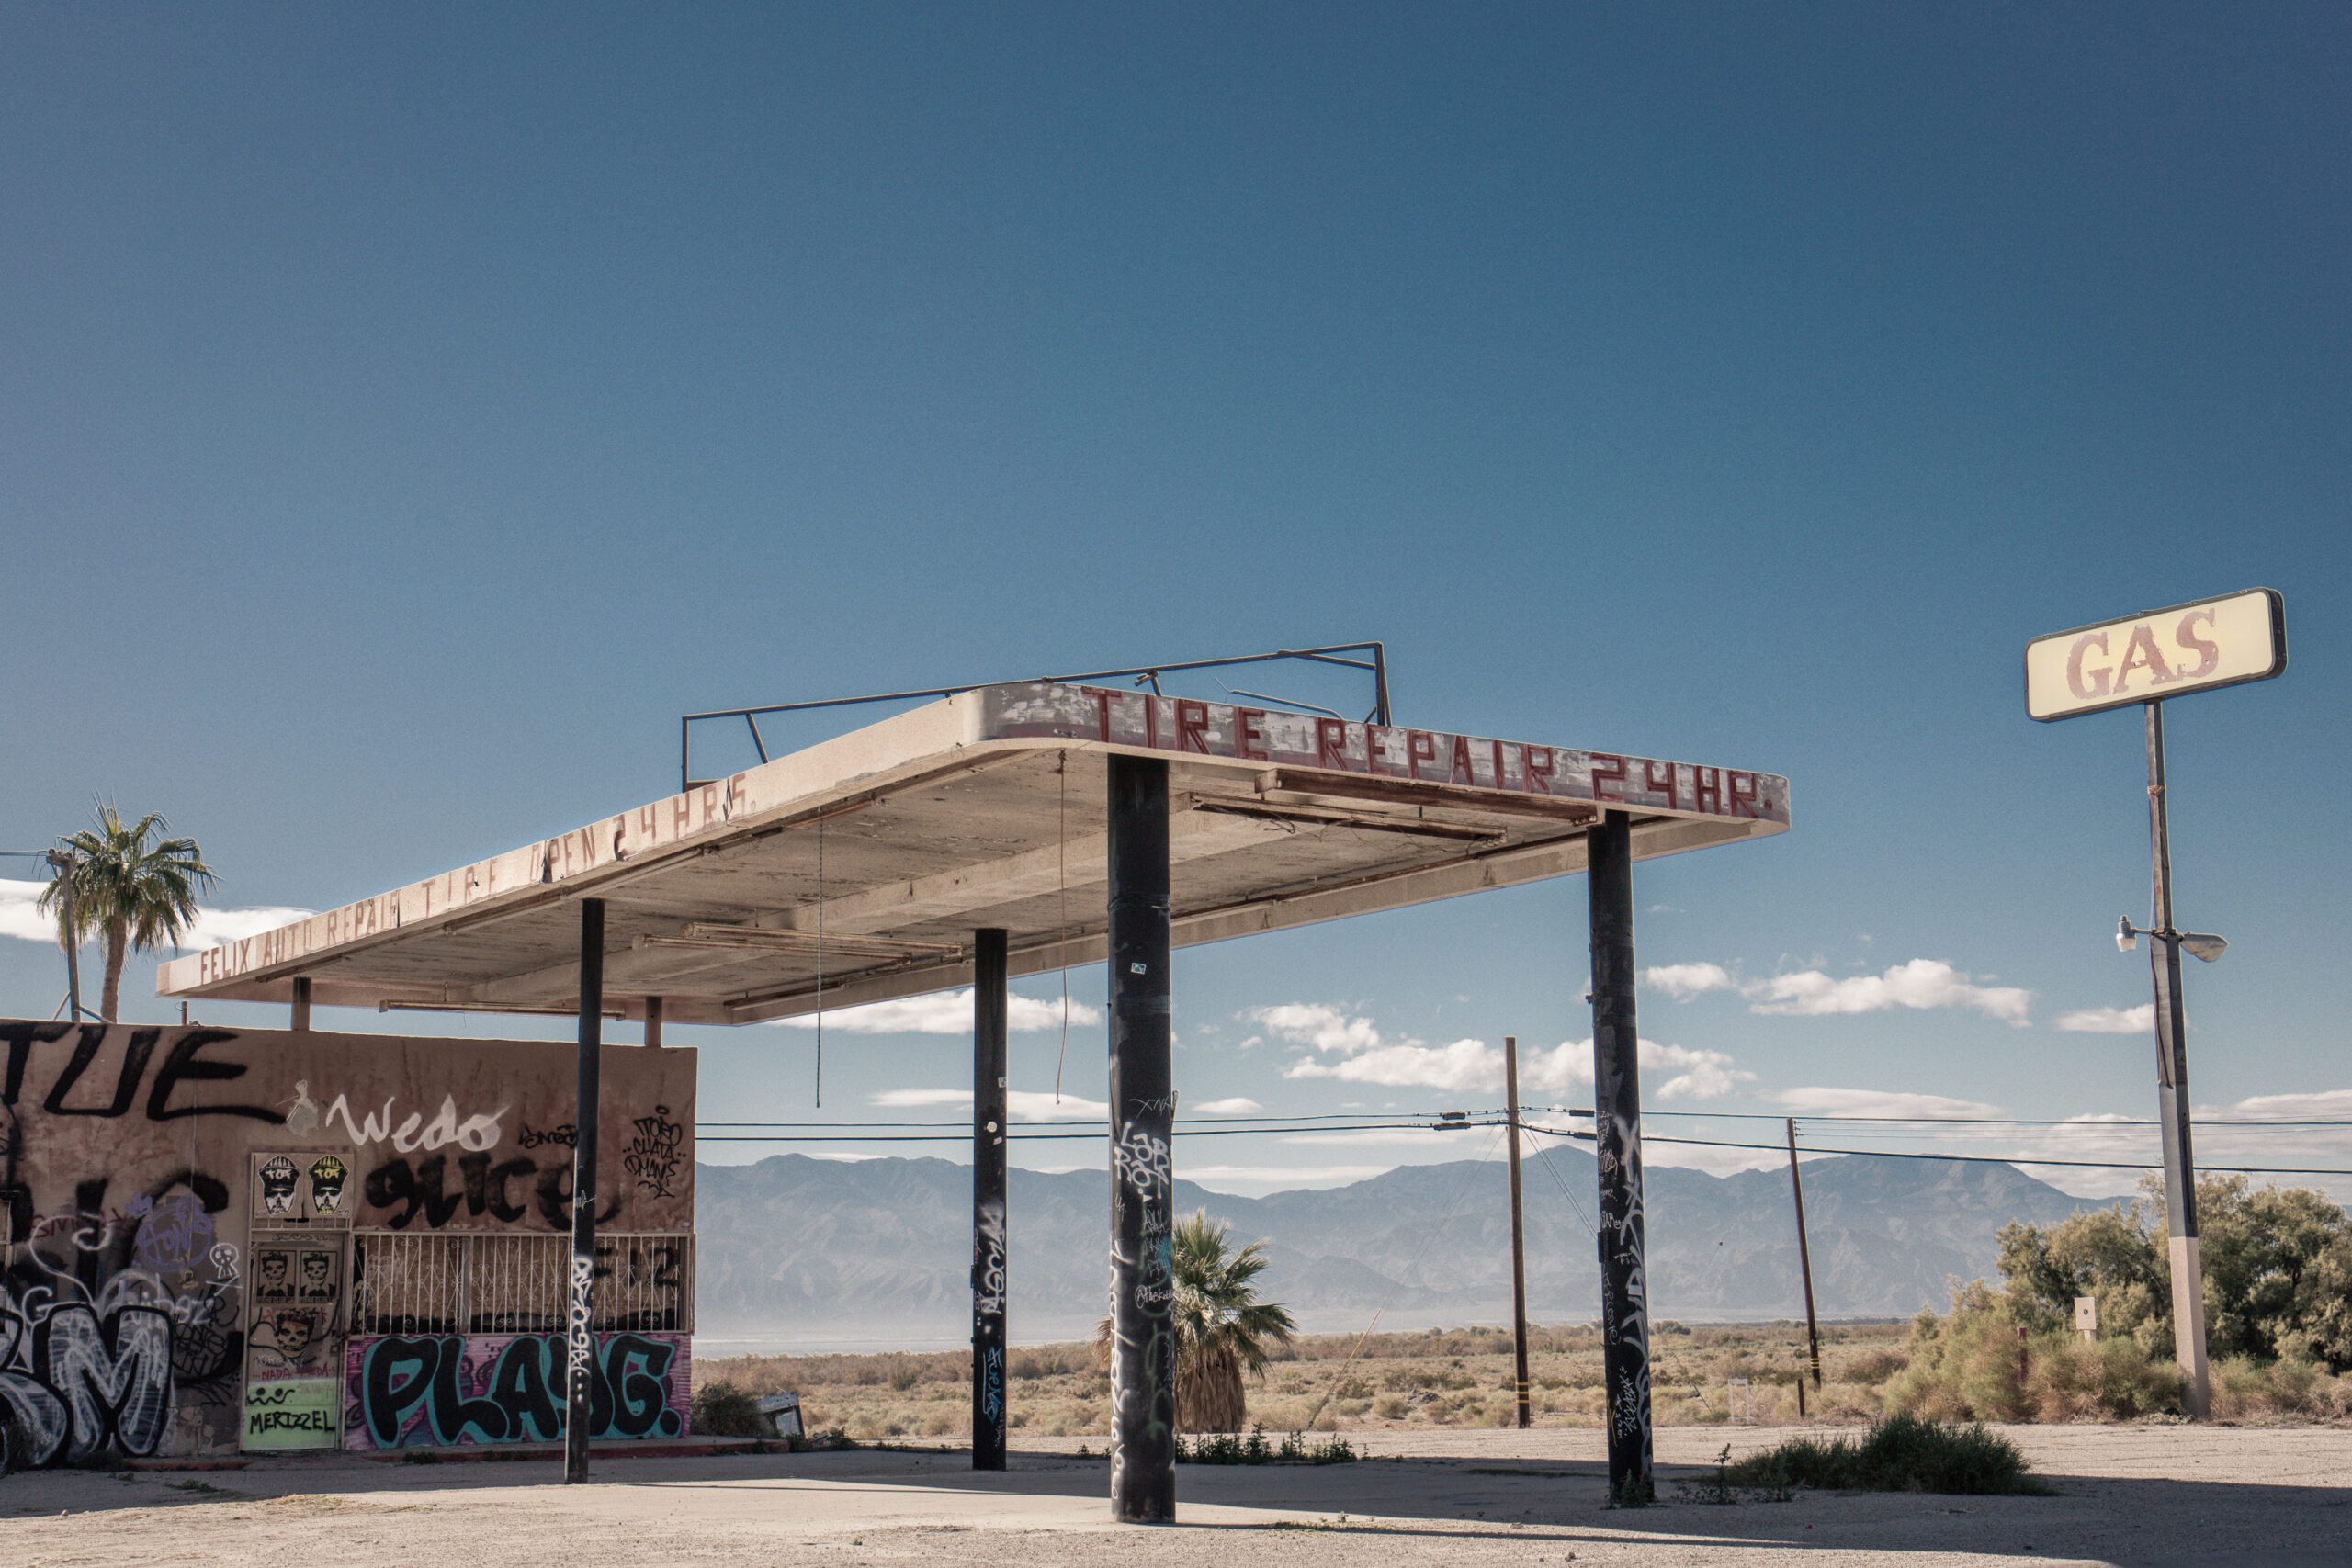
1054;750;1070;1104
813;810;825;1108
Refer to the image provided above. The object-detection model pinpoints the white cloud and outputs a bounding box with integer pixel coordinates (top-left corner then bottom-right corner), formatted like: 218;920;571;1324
1644;963;1737;999
1285;1037;1496;1091
0;881;57;944
1643;954;2033;1026
1747;959;2030;1026
0;880;311;950
1283;1032;1748;1101
777;988;1101;1035
2055;1004;2154;1034
869;1087;1110;1120
1244;1003;1382;1055
1193;1097;1263;1116
1771;1087;2007;1120
2211;1088;2352;1120
179;904;314;948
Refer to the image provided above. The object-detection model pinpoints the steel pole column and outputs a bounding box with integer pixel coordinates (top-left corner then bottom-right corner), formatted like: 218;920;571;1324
1588;811;1652;1504
289;976;312;1032
2144;703;2211;1420
1503;1036;1532;1429
564;898;605;1483
1105;755;1175;1524
972;928;1011;1471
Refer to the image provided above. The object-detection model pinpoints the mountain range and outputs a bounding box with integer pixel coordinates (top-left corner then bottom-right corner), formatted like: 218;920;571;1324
691;1150;2096;1350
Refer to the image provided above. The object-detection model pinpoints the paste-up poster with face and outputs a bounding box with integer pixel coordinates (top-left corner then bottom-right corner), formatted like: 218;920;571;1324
243;1151;356;1451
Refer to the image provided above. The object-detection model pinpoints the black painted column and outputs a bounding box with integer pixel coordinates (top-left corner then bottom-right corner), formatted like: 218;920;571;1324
1588;812;1653;1504
972;928;1011;1470
1106;755;1176;1524
564;898;605;1483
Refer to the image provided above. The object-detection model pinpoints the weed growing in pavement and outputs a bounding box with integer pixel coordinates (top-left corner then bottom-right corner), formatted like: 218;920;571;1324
1178;1424;1355;1464
1719;1415;2052;1495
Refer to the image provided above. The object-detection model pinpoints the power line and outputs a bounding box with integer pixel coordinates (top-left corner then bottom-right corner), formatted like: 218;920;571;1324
1522;1105;2352;1129
1518;1122;2352;1178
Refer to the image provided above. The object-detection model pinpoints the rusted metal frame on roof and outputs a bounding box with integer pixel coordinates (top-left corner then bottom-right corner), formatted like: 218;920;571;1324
680;642;1392;790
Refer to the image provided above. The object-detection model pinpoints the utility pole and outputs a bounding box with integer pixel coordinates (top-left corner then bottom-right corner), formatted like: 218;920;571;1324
1503;1035;1532;1429
45;849;82;1023
2143;702;2212;1420
1785;1119;1821;1389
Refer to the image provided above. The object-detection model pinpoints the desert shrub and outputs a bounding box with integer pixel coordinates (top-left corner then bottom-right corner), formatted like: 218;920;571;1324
1724;1415;2048;1495
1884;1282;2179;1421
2002;1177;2352;1371
1844;1348;1908;1387
692;1380;771;1438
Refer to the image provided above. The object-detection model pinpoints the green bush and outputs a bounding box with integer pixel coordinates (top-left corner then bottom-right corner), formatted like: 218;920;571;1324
1722;1415;2049;1495
692;1379;772;1438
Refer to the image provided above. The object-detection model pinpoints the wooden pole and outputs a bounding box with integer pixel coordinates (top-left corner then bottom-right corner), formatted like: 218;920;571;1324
1504;1035;1532;1429
1786;1118;1822;1388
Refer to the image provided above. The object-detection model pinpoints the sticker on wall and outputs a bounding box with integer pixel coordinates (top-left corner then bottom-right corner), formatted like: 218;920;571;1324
243;1377;340;1450
254;1247;297;1304
298;1247;339;1302
257;1156;300;1216
307;1156;348;1216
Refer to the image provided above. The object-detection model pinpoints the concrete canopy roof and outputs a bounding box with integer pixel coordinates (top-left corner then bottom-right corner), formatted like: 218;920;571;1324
157;683;1790;1025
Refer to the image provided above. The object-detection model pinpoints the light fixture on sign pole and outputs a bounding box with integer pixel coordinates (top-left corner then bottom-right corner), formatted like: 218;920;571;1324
2118;919;2229;964
2025;587;2287;1424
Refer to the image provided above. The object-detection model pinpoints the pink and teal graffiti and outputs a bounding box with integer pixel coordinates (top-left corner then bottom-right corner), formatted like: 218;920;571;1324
343;1332;687;1449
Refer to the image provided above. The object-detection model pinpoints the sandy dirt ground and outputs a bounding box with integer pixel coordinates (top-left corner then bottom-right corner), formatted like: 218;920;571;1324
2;1425;2346;1568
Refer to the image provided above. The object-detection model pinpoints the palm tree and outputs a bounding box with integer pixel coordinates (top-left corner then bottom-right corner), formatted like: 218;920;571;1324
1098;1209;1298;1433
39;802;215;1021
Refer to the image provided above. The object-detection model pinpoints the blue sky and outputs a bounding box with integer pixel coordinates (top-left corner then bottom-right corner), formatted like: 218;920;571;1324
3;4;2345;1198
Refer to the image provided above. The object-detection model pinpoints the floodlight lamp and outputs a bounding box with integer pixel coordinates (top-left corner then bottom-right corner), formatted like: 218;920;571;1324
2116;918;2138;953
2179;931;2229;963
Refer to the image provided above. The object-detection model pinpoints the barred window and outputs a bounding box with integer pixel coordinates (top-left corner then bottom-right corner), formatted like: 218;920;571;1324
351;1232;694;1337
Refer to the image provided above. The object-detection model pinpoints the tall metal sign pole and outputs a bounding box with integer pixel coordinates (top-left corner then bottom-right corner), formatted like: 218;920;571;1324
2138;702;2211;1418
1588;810;1652;1504
2025;588;2286;1425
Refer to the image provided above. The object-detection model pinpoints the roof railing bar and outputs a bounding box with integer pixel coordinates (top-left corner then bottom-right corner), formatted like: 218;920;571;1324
682;641;1393;791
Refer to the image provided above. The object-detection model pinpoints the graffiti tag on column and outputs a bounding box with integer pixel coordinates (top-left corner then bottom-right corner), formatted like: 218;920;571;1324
1113;1127;1170;1203
973;1200;1007;1319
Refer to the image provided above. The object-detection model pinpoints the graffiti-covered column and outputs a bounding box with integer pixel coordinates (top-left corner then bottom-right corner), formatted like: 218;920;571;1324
972;927;1011;1471
1105;755;1175;1524
1589;811;1653;1504
564;898;605;1484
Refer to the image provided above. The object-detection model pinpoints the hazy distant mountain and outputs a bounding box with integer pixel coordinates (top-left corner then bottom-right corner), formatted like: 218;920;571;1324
692;1151;2094;1349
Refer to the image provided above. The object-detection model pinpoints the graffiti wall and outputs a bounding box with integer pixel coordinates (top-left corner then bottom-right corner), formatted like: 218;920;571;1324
342;1330;689;1449
0;1021;695;1465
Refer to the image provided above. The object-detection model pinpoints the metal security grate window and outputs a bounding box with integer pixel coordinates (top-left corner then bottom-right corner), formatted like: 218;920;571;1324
351;1233;695;1336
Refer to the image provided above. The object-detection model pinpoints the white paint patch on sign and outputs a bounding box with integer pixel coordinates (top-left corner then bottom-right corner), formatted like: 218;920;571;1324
2025;589;2285;721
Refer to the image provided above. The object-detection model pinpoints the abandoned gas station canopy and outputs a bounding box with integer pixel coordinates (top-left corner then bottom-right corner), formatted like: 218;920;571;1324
157;682;1790;1023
